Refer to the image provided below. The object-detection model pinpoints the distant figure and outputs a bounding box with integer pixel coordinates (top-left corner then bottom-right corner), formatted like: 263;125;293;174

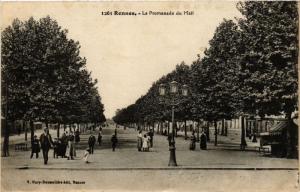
163;129;167;136
137;130;143;151
142;134;149;152
200;132;207;150
97;131;102;146
189;132;196;150
53;138;60;158
75;129;80;143
60;132;68;158
40;128;53;165
67;131;75;160
88;134;96;154
148;129;154;147
111;134;118;151
17;127;21;136
83;148;91;163
30;135;40;159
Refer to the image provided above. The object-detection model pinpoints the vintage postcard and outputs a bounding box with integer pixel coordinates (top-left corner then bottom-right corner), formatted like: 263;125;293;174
1;1;299;192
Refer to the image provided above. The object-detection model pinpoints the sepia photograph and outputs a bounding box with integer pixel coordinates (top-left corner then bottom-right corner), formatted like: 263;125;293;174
1;1;299;192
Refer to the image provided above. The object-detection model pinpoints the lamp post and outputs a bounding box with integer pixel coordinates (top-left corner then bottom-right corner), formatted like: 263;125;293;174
159;81;188;166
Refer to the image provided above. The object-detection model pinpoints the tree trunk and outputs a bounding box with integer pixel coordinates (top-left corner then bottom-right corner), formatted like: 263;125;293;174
30;120;34;142
221;119;225;135
24;121;27;141
286;112;295;158
224;120;228;136
240;116;247;150
2;80;9;157
2;119;10;157
214;121;218;146
252;120;257;143
184;120;187;140
167;121;170;135
206;122;210;142
57;123;60;138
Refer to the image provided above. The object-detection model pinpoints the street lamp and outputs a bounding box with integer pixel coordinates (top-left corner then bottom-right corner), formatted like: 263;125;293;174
159;81;188;166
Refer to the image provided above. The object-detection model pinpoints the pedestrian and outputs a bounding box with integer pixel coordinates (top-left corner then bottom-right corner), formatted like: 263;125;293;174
60;132;68;158
111;134;118;151
146;133;151;149
82;148;91;163
75;129;80;143
189;132;196;150
142;134;149;152
97;131;102;146
137;130;143;152
30;135;40;159
53;138;60;158
200;132;207;150
148;129;154;147
163;129;167;136
39;128;53;165
88;134;96;154
67;131;75;160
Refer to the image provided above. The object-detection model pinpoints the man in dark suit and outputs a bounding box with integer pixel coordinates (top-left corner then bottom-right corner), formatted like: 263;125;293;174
88;134;96;154
40;128;53;165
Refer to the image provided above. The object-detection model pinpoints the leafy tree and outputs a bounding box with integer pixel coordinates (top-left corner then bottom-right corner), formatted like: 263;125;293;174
237;1;298;157
1;16;105;156
191;20;242;146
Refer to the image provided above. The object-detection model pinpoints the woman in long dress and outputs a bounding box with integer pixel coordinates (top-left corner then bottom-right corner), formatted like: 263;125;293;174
200;132;207;150
137;131;143;151
190;132;196;150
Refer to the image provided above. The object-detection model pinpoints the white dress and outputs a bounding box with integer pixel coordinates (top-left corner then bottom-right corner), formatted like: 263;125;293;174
83;150;89;162
142;137;149;149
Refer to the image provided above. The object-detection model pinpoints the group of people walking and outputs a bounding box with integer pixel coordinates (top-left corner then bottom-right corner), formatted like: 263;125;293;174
189;131;207;150
137;129;154;152
30;126;107;165
31;125;208;165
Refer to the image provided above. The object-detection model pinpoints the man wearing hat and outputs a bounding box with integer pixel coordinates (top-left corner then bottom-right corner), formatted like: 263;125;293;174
40;128;53;165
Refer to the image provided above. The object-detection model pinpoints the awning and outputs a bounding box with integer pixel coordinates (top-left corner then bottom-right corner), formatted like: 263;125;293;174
269;121;288;136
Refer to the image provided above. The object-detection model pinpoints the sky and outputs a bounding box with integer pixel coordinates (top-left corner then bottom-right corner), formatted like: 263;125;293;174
1;1;241;118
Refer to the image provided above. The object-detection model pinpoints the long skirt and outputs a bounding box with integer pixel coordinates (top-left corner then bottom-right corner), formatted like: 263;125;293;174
190;141;196;150
137;137;142;150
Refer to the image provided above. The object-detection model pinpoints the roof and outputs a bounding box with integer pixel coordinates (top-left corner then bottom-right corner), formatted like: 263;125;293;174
260;121;298;137
269;121;288;136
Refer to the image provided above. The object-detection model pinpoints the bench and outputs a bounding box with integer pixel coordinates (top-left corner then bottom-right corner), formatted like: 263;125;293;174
256;146;270;154
15;143;28;151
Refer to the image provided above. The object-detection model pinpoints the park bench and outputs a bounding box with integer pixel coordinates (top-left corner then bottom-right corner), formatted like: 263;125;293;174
256;146;270;154
15;142;28;151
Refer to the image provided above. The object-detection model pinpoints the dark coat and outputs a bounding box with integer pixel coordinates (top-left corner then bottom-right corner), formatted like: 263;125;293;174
31;138;40;153
75;131;80;143
111;135;118;146
189;135;196;150
88;135;96;146
40;133;53;150
97;133;102;142
200;133;207;150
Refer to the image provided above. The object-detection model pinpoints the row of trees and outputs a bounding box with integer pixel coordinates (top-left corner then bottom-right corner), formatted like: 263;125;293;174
113;1;298;157
1;16;106;156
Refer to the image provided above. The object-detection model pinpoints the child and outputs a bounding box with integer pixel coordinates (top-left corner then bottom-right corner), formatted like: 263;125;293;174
30;135;40;159
142;134;149;152
83;148;91;163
